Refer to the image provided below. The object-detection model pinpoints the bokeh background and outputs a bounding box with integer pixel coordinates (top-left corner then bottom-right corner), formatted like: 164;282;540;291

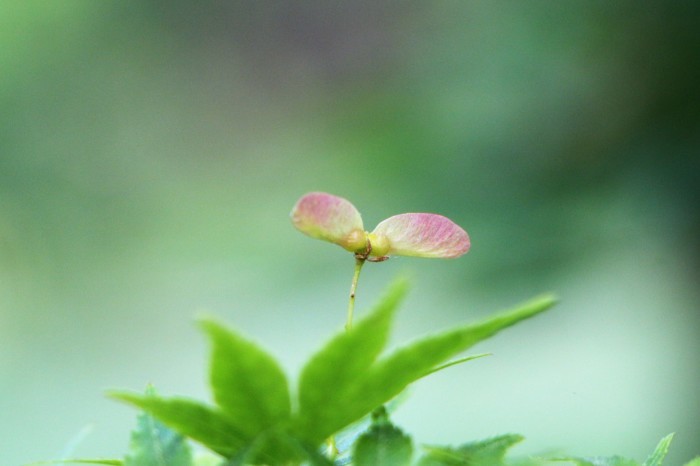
1;1;699;464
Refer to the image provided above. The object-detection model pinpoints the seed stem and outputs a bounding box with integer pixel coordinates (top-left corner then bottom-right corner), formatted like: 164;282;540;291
345;257;365;331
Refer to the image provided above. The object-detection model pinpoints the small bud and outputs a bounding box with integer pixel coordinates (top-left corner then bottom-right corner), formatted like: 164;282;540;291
366;232;391;258
343;229;370;254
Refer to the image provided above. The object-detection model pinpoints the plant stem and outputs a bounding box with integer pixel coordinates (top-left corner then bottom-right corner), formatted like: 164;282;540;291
345;257;365;331
324;257;366;458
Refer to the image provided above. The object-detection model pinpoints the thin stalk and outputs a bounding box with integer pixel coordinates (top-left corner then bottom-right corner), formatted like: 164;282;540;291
345;257;365;331
326;257;366;458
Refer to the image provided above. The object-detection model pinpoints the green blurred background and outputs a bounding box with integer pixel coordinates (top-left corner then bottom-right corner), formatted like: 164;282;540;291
1;1;699;464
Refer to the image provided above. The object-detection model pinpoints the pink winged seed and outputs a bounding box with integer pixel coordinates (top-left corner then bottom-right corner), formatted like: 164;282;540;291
290;192;364;246
372;213;470;258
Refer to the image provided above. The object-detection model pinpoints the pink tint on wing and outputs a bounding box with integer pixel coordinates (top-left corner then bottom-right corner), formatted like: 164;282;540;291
372;213;470;258
290;192;364;245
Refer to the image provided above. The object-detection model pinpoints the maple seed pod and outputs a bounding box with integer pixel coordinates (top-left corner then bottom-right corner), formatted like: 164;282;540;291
291;192;470;259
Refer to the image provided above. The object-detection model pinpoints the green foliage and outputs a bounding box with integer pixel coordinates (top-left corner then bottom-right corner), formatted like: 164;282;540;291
294;284;555;445
32;388;194;466
352;407;413;466
124;388;193;466
419;353;492;380
107;279;556;465
107;393;251;458
347;293;555;434
30;461;123;465
417;434;524;466
552;457;640;466
643;434;674;466
294;278;410;443
51;275;691;466
552;433;676;466
199;319;291;439
192;453;226;466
